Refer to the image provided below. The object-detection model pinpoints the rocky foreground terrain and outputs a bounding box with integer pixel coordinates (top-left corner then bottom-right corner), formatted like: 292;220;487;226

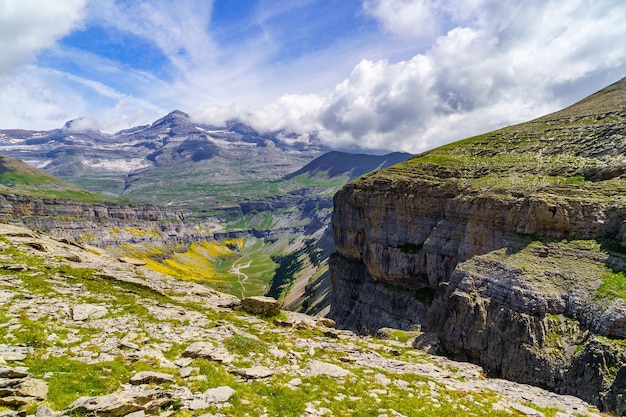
329;77;626;413
0;222;603;416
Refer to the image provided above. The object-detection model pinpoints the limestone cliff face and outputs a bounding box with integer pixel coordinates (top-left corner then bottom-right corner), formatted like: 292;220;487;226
0;193;202;248
329;77;626;412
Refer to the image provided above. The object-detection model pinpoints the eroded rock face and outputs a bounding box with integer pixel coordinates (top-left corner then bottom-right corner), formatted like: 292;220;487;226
328;77;626;412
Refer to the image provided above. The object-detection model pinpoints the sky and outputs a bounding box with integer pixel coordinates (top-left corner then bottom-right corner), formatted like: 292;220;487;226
1;0;625;154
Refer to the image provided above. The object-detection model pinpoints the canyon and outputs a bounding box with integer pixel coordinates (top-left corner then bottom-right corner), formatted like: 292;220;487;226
329;76;626;413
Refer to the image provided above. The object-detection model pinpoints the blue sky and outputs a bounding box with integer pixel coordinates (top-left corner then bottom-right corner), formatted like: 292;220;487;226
1;0;626;153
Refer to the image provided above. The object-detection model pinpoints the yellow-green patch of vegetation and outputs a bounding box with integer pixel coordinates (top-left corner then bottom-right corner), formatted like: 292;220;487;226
123;227;162;238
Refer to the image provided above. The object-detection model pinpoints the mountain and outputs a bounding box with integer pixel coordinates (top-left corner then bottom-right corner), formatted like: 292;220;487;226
329;76;626;413
0;222;603;417
0;113;412;312
285;151;412;181
0;111;322;207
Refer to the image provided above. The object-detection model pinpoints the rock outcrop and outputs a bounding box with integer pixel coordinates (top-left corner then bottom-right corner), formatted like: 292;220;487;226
0;222;605;416
329;77;626;412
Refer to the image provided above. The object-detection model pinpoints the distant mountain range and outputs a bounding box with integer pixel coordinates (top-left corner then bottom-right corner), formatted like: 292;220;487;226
0;111;412;313
0;111;323;205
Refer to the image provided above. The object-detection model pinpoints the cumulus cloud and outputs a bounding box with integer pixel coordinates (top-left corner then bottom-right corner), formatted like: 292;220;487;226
0;0;86;73
245;94;324;133
245;0;626;153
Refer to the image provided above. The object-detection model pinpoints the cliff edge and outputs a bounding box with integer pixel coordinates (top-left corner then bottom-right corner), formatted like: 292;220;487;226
329;76;626;413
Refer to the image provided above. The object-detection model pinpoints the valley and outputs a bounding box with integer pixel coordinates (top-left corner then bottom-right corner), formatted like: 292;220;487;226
0;112;411;313
2;77;626;415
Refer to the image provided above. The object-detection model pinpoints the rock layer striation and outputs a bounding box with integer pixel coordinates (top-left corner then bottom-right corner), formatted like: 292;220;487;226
329;77;626;412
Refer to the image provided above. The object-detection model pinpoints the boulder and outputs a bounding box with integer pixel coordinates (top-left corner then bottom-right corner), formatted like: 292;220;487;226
129;371;175;385
71;304;108;321
303;361;350;378
0;367;48;407
204;386;235;403
241;296;280;316
68;389;170;417
229;366;275;380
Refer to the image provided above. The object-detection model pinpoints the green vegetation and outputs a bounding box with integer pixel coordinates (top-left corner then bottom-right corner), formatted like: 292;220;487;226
224;335;268;356
26;357;138;410
0;154;118;203
597;271;626;300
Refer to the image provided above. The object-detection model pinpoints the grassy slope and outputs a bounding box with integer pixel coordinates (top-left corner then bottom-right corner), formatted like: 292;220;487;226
0;154;116;203
366;77;626;203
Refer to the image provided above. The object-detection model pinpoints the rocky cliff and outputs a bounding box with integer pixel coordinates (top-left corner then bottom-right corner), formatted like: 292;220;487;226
0;193;205;248
329;76;626;413
0;222;607;416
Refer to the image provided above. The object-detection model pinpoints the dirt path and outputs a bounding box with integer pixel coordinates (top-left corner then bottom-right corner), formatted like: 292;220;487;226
230;255;252;298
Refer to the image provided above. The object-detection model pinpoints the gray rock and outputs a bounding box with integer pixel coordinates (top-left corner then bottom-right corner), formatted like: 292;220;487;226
204;386;235;403
186;399;210;410
229;366;275;380
14;377;48;399
173;358;193;368
303;361;350;378
123;410;145;417
182;342;233;364
0;345;34;360
0;366;48;407
178;367;194;378
287;378;302;389
0;366;30;378
129;371;175;385
36;404;59;417
69;389;170;416
241;296;281;316
71;304;108;321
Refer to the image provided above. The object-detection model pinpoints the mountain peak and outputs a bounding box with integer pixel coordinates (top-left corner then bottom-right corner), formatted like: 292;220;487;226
151;110;191;128
62;118;100;133
166;110;190;119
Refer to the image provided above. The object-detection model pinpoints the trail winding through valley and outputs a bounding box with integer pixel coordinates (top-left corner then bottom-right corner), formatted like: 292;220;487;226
230;255;252;298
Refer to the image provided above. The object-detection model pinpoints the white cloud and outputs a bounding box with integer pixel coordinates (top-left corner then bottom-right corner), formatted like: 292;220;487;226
63;117;100;132
246;0;626;153
0;0;87;73
87;0;216;73
363;0;441;40
0;67;83;129
245;94;324;133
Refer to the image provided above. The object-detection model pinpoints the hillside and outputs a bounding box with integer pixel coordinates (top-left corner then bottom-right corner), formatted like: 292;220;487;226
329;76;626;413
285;151;412;181
0;223;603;416
0;154;112;203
